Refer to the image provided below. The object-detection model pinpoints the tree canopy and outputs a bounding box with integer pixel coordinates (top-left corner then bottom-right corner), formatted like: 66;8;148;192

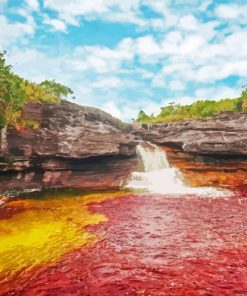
0;52;25;129
136;92;247;124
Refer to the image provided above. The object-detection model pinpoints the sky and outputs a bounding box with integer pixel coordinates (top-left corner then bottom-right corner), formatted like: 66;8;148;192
0;0;247;121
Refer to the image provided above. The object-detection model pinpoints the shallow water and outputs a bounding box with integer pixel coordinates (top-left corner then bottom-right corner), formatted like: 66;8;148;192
1;145;247;295
0;190;127;293
1;189;247;295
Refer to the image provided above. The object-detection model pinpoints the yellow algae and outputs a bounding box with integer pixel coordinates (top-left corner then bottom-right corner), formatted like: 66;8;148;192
0;190;127;283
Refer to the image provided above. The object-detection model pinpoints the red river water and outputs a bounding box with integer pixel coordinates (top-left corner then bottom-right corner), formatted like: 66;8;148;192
1;189;247;296
1;144;247;295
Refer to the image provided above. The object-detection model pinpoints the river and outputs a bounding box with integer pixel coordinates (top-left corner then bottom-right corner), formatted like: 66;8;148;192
0;145;247;295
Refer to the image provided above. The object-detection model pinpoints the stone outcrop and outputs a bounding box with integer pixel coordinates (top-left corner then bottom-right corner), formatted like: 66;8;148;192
1;102;247;195
134;112;247;156
7;101;137;159
0;101;139;194
160;146;247;191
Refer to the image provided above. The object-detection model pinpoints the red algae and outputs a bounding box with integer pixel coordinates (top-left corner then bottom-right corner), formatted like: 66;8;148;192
2;191;247;296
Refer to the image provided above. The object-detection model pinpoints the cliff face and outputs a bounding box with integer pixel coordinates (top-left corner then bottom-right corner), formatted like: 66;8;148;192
160;146;247;192
1;103;247;195
134;112;247;156
7;101;137;159
0;101;138;193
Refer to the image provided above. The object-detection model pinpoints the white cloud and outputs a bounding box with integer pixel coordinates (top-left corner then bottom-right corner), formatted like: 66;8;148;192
174;96;196;106
0;15;36;50
101;101;122;118
6;48;63;82
178;15;218;40
136;36;160;56
2;0;247;121
169;80;185;91
92;77;123;89
215;4;247;20
195;86;240;100
25;0;40;11
65;39;135;74
44;18;67;32
44;0;147;27
42;0;184;31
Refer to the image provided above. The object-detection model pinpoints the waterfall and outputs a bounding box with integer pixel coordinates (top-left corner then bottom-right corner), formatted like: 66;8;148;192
136;144;170;171
126;143;229;197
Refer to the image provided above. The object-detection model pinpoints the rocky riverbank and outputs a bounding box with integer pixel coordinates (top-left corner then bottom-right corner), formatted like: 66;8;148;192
134;112;247;156
0;101;139;194
1;102;247;196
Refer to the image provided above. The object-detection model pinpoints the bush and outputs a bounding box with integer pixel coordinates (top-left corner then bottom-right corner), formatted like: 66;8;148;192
136;92;247;124
0;52;25;129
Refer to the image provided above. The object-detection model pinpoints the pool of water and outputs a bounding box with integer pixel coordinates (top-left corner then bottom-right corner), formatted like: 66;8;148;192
1;188;247;295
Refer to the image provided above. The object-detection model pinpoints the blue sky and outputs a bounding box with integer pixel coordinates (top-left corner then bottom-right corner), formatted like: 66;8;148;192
1;0;247;121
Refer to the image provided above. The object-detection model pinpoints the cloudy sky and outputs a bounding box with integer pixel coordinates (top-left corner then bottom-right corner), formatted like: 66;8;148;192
1;0;247;121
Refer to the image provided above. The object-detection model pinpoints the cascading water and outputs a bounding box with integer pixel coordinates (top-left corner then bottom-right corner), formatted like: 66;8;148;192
127;143;229;197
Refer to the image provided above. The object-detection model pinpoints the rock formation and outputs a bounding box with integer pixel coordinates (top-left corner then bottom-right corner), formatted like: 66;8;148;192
0;101;139;193
1;101;247;195
134;112;247;156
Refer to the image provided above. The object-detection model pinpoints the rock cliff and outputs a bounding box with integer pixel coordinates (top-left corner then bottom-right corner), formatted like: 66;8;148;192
1;102;247;195
134;112;247;156
0;101;138;193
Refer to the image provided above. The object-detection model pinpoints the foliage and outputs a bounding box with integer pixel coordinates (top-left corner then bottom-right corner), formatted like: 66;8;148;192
17;119;40;130
40;80;73;99
136;110;150;123
0;51;74;130
21;79;74;105
21;81;61;104
0;52;25;128
242;89;247;112
136;93;247;124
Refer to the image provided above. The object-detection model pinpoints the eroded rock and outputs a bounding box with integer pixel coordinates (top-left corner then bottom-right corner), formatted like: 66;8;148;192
0;101;138;193
134;112;247;155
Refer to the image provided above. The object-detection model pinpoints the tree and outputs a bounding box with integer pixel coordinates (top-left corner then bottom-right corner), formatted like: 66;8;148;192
40;80;73;100
0;52;25;154
21;81;59;104
21;79;73;104
241;88;247;112
136;110;150;123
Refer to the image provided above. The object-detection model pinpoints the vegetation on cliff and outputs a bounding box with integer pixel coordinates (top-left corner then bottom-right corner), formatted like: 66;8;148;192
0;51;73;153
137;90;247;124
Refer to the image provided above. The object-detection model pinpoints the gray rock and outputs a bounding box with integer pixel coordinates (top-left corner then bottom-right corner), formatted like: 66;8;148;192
6;100;137;159
0;101;138;193
133;112;247;155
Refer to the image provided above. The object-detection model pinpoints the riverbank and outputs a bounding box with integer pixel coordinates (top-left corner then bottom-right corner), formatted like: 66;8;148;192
0;101;138;194
134;111;247;155
1;101;247;195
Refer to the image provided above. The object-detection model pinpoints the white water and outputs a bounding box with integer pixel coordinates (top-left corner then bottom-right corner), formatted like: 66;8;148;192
126;143;230;197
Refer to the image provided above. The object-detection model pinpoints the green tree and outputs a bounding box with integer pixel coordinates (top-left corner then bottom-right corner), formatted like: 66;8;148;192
40;80;73;100
21;79;73;104
21;81;59;104
0;52;25;154
241;88;247;111
136;110;150;123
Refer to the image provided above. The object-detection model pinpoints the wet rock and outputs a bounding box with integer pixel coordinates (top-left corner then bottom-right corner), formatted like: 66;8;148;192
161;146;247;189
134;112;247;155
0;195;8;207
